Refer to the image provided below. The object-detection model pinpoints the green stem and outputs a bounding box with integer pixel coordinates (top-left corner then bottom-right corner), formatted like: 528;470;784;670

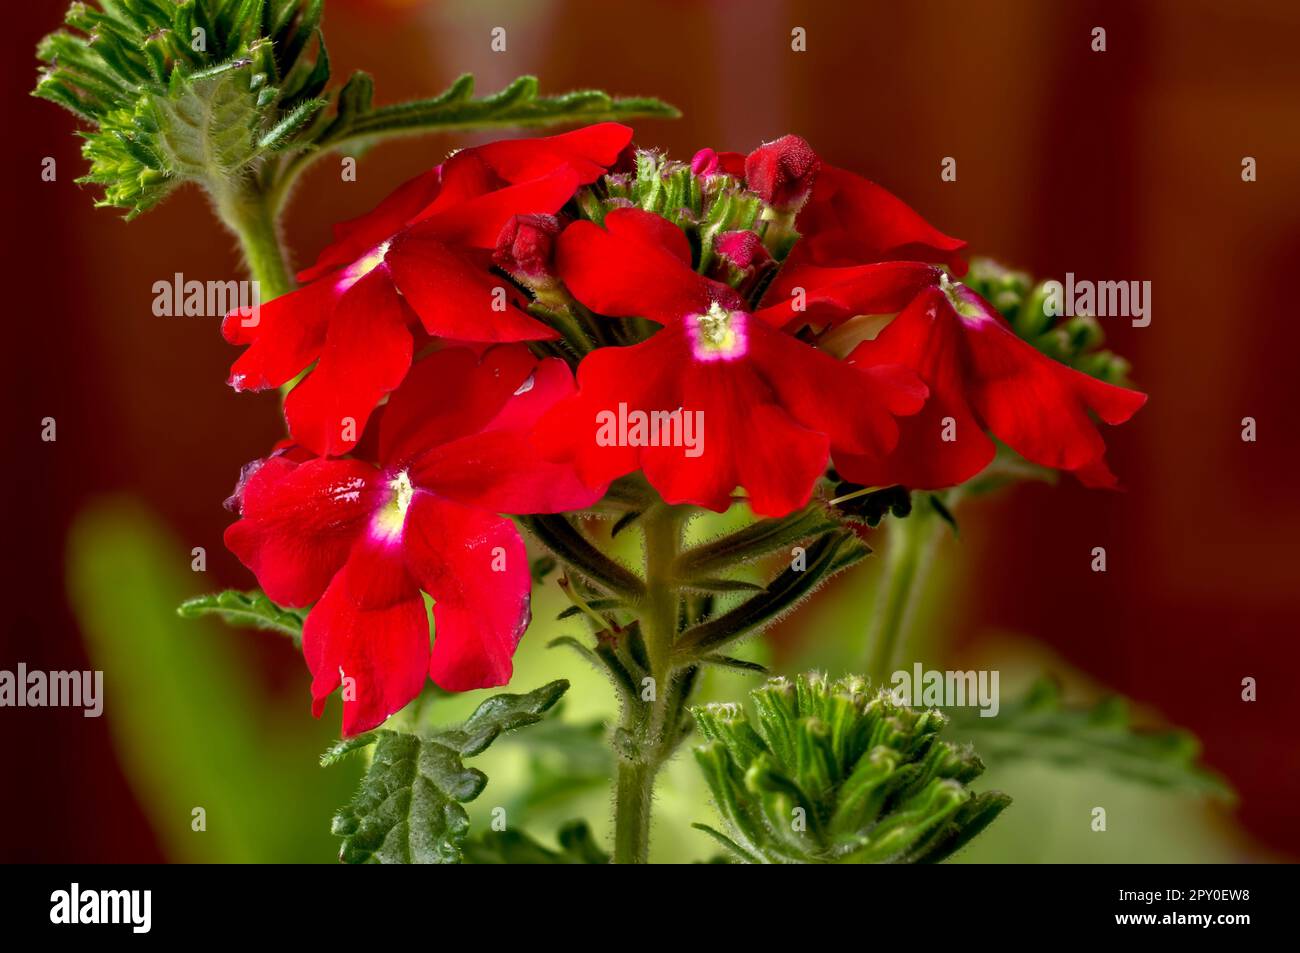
611;504;684;864
211;180;295;300
612;759;654;866
865;495;952;685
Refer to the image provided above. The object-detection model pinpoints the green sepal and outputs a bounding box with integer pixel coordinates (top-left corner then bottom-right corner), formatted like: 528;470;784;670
519;514;646;600
675;531;869;658
674;504;837;577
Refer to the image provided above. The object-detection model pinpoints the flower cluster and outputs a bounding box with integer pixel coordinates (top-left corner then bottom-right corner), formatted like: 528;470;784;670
223;126;1145;735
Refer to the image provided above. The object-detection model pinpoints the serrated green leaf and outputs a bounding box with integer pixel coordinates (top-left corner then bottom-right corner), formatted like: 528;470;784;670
945;678;1231;798
314;72;678;150
325;680;569;863
434;679;570;756
177;588;306;645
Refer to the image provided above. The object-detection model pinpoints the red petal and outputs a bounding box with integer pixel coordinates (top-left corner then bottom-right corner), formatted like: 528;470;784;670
848;285;1146;487
386;234;556;341
379;346;536;466
749;318;926;460
403;494;532;692
533;335;679;493
960;294;1147;472
411;167;582;248
640;362;829;515
539;320;887;516
223;278;341;392
791;164;967;272
223;456;381;607
299;124;630;286
415;357;607;513
302;535;430;736
756;261;942;329
555;209;710;323
842;291;995;487
465;122;633;185
283;269;415;457
298;168;444;283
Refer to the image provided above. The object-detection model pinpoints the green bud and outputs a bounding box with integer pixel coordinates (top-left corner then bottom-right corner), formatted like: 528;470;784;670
34;0;330;218
692;672;1009;863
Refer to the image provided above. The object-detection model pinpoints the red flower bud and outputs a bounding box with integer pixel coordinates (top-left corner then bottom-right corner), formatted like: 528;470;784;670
744;134;821;210
494;213;563;280
715;230;770;271
691;148;721;176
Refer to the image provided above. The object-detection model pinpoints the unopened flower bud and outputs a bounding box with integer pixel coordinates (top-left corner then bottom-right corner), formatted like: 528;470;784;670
715;230;770;271
711;229;775;295
493;213;562;284
744;134;821;210
691;148;721;176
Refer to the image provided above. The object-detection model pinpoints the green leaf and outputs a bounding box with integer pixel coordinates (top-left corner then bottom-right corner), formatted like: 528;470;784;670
325;680;569;863
463;820;609;864
314;72;679;151
945;678;1231;798
177;589;306;645
495;715;613;814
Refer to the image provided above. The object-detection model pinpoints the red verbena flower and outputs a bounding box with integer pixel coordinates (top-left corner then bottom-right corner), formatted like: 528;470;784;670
223;123;632;457
535;208;931;517
224;346;603;735
839;279;1148;489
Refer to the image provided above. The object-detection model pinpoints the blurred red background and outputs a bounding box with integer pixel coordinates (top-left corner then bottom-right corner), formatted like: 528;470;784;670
3;0;1297;861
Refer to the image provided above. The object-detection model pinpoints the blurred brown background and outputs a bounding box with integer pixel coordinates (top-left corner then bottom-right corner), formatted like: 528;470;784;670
2;0;1297;861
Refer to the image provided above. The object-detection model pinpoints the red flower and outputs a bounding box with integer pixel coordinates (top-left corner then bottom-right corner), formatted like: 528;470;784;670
223;123;633;457
225;346;603;735
534;208;929;517
838;280;1147;489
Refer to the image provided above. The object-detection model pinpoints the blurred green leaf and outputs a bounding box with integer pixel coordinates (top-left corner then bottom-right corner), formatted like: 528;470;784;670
498;713;612;815
945;678;1231;798
66;497;358;862
463;820;608;864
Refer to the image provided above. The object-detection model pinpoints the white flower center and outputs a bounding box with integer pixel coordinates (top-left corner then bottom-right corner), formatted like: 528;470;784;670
688;301;748;361
336;241;391;292
370;470;414;541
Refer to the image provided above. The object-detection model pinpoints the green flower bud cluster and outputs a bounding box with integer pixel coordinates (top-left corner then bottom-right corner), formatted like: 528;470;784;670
34;0;332;217
692;673;1010;863
962;258;1133;385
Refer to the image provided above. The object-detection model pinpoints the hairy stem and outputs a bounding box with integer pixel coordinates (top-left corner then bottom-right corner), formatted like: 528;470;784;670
211;179;295;300
865;495;954;685
611;504;684;864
